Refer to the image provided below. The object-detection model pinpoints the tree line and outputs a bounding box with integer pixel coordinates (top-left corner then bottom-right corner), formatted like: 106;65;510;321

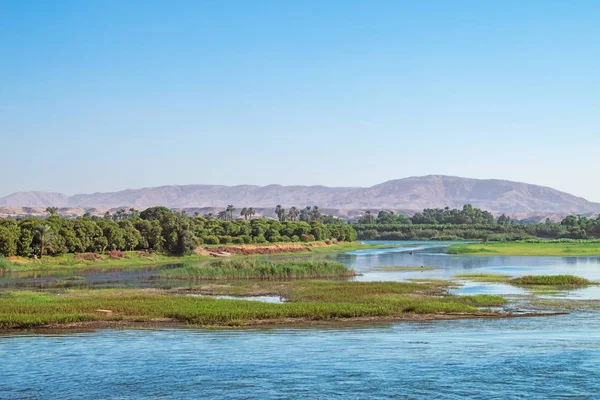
0;206;356;258
358;205;495;225
354;205;600;241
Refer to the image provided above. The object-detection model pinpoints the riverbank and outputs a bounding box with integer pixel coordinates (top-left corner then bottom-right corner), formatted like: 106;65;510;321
448;241;600;256
0;241;389;272
0;280;514;331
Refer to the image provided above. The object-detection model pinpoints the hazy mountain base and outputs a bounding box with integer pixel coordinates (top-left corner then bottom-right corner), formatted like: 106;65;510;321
2;175;599;214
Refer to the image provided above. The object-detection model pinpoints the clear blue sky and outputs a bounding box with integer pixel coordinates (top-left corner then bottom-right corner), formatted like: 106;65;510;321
2;0;599;201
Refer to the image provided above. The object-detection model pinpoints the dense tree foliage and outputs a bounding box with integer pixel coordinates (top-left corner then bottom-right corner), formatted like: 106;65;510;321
358;205;494;225
354;205;600;241
0;206;356;258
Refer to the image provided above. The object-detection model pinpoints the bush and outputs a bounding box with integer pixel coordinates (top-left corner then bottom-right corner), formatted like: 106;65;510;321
106;250;125;259
219;236;233;245
203;236;220;245
74;252;102;261
301;234;315;242
232;237;244;244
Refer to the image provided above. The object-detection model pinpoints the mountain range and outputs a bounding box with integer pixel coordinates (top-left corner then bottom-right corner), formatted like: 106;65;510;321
1;175;598;219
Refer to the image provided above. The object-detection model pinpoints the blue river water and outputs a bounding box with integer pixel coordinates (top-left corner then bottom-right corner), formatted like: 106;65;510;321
1;241;600;399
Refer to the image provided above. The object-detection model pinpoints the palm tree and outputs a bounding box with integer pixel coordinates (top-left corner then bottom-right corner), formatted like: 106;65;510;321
240;207;249;220
311;206;322;222
217;211;228;220
45;207;59;217
226;205;235;221
287;206;298;222
275;205;286;222
248;208;256;220
113;209;126;221
36;224;54;259
364;210;374;224
299;206;311;222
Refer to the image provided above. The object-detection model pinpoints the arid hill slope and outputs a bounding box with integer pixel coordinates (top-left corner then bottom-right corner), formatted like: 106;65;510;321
1;175;598;215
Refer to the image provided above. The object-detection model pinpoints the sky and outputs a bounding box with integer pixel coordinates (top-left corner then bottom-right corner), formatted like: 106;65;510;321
1;0;599;201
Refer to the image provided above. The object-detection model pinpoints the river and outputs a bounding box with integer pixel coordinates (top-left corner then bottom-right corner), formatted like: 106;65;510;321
1;241;600;399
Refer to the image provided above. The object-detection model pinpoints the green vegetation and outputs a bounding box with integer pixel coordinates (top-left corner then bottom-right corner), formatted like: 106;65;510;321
0;280;508;330
0;242;392;272
454;274;510;282
162;260;355;280
448;241;600;256
0;251;196;272
354;204;600;241
454;273;595;288
509;275;592;286
0;206;356;259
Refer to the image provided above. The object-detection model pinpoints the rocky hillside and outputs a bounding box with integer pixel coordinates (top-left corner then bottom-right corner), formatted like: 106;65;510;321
1;175;598;215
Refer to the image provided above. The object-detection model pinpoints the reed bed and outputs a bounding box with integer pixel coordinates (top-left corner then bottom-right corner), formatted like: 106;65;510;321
162;259;356;280
509;275;592;286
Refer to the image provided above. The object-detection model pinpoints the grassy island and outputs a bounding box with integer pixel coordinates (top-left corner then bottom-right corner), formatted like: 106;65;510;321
0;280;513;331
448;241;600;256
455;273;595;288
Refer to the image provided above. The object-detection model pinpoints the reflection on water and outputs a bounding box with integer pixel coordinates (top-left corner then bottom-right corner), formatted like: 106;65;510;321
335;241;600;299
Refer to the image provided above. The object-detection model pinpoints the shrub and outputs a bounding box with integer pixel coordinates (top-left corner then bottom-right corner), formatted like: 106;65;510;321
301;234;315;242
203;236;220;245
74;252;102;261
219;236;233;245
106;250;125;259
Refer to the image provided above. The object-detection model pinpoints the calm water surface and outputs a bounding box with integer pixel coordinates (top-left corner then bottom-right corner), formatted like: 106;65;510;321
2;313;600;399
2;241;600;399
338;241;600;299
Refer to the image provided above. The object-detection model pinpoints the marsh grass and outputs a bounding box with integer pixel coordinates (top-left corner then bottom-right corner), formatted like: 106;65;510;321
509;275;592;286
448;241;600;256
0;280;507;329
162;260;355;280
0;256;14;271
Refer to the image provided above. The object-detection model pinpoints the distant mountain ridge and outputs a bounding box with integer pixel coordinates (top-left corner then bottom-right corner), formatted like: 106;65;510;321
1;175;598;215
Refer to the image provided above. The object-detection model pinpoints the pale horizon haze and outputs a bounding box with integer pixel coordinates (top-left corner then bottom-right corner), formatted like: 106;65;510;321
2;1;599;201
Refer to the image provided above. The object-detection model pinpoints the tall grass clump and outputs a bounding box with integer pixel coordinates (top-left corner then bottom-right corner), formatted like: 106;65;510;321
162;259;355;280
0;256;13;272
509;275;592;286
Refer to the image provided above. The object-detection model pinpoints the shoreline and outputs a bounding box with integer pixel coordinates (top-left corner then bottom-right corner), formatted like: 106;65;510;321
0;311;566;335
1;241;389;273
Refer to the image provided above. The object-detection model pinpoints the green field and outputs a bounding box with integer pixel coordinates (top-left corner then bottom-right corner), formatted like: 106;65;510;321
448;241;600;256
0;280;507;330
